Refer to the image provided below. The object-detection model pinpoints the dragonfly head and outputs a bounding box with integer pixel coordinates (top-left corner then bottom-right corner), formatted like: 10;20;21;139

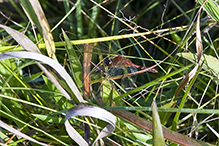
104;57;112;66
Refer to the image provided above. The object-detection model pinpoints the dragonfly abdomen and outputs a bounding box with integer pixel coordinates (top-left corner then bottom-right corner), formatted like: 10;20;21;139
137;66;158;73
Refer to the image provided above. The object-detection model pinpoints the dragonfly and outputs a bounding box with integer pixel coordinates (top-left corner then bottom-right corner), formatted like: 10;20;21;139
104;55;157;74
91;55;157;91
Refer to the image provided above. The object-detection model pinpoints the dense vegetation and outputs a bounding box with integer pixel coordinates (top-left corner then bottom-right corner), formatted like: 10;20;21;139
0;0;219;145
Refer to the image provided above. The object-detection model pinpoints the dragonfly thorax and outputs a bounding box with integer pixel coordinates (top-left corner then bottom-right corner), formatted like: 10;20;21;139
104;55;132;67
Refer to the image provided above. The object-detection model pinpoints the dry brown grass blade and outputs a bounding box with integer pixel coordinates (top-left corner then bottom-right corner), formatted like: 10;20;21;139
111;109;213;146
174;4;204;97
29;0;56;58
196;7;203;62
174;65;198;97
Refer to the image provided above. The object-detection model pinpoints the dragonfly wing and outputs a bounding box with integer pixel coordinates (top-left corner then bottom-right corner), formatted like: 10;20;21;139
121;66;137;91
128;66;138;74
108;67;125;77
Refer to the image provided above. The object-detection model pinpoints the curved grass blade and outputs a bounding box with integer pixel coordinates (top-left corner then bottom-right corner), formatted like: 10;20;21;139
174;7;203;98
172;7;204;131
65;104;116;146
172;62;204;132
0;51;84;103
0;24;74;104
0;120;49;146
0;24;41;54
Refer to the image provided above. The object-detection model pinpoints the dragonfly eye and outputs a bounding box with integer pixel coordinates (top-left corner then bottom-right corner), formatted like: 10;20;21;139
104;57;112;66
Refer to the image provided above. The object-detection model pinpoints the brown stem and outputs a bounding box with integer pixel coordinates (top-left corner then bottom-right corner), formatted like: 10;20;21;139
111;108;212;146
83;43;94;100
